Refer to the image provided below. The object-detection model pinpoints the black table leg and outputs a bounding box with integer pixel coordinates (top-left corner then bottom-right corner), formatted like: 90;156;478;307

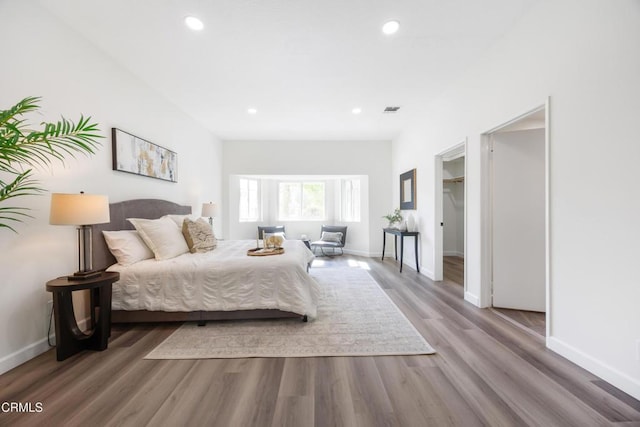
414;235;420;273
381;231;386;261
400;236;404;273
394;236;398;260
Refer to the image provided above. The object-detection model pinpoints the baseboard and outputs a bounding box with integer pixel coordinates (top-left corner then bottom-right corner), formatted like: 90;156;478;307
0;338;52;375
418;267;434;280
547;336;640;401
343;248;376;257
0;316;89;375
443;251;465;258
464;291;480;307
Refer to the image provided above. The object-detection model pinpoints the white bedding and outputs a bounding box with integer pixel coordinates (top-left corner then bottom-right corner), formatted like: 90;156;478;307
107;239;320;318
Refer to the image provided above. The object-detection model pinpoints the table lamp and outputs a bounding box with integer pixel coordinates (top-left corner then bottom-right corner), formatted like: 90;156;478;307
50;192;110;280
202;202;216;226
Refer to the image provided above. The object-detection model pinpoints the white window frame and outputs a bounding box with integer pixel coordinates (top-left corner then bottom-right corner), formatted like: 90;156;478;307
340;178;361;222
278;181;326;221
239;177;261;222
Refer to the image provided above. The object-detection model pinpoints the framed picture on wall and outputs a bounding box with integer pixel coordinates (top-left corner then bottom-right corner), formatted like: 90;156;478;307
400;169;416;210
111;128;177;182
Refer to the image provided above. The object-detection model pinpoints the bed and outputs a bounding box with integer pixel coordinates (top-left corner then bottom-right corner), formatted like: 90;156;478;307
92;199;319;324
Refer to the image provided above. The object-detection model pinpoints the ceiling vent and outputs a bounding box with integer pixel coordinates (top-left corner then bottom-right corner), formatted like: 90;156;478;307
383;106;401;113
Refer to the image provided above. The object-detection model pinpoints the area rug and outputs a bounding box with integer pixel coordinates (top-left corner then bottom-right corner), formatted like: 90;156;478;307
145;266;435;359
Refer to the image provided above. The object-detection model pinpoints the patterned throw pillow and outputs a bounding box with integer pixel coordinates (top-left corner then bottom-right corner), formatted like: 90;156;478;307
182;218;217;253
321;231;343;243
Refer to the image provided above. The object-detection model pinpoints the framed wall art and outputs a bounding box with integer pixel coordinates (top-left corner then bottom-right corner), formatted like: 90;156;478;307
111;128;177;182
400;169;416;210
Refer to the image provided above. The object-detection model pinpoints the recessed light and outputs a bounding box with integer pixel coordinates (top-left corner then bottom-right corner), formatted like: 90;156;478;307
184;16;204;31
247;108;258;115
352;107;362;115
382;20;400;35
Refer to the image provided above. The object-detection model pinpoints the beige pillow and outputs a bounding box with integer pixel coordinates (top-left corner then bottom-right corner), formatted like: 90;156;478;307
163;214;195;229
102;230;154;265
128;217;190;260
182;218;217;253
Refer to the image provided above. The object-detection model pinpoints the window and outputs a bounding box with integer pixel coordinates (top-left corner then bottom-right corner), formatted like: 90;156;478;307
239;178;260;221
341;178;361;222
278;181;325;220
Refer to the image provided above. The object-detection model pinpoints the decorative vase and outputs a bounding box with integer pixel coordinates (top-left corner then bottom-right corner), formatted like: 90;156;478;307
406;214;415;232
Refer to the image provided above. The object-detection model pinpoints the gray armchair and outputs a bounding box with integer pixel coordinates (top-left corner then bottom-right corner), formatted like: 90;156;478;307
311;225;347;256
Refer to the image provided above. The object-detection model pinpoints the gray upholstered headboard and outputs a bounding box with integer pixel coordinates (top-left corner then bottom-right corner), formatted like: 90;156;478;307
92;199;192;271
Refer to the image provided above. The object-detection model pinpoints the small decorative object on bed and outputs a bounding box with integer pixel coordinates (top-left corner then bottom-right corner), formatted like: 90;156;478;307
247;247;285;256
112;128;177;182
264;233;284;249
256;225;285;249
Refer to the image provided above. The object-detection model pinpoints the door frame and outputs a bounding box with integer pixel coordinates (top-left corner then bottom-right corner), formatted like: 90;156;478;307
434;140;467;292
480;99;550;338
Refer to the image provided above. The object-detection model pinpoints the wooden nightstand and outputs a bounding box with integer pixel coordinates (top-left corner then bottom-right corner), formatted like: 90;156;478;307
46;271;120;361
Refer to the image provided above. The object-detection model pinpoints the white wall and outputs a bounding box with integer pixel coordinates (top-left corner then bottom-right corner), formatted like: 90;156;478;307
223;140;391;257
391;0;640;399
0;2;222;373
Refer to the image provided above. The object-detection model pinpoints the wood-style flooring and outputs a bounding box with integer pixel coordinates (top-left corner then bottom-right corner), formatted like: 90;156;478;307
444;256;547;338
1;255;639;426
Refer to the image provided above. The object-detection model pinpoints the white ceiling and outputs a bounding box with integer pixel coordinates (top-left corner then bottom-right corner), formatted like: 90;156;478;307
39;0;539;141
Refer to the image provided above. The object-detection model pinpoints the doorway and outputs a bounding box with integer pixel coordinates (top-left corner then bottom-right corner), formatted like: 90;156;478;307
482;104;548;337
434;141;466;293
443;157;465;286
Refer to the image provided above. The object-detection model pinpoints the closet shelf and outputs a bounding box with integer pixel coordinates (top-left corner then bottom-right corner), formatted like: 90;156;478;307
443;176;465;183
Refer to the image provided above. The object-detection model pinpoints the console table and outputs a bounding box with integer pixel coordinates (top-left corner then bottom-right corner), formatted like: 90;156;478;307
382;228;420;273
46;271;120;361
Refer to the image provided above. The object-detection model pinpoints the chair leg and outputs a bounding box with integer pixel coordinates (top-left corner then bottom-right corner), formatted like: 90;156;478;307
319;246;343;257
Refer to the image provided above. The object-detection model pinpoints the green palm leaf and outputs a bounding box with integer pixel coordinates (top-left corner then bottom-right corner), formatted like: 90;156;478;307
0;96;102;232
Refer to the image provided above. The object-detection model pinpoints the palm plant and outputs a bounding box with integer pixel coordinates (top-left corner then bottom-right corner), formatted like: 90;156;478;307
0;96;102;232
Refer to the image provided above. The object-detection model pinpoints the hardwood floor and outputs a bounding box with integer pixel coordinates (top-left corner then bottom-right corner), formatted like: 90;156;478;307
444;255;547;338
1;255;639;426
443;255;465;286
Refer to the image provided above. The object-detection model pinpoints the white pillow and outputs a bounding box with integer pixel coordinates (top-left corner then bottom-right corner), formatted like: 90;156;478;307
163;214;195;229
128;217;190;260
102;230;154;265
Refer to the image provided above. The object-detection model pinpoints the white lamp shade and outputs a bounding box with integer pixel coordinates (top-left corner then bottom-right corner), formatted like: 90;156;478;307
50;193;110;225
202;202;217;217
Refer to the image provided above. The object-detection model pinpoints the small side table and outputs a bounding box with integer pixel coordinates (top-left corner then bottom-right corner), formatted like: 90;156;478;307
46;271;120;361
382;228;420;273
302;239;312;250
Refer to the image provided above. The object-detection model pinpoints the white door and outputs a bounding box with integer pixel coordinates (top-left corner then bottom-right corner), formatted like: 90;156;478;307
492;128;545;312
